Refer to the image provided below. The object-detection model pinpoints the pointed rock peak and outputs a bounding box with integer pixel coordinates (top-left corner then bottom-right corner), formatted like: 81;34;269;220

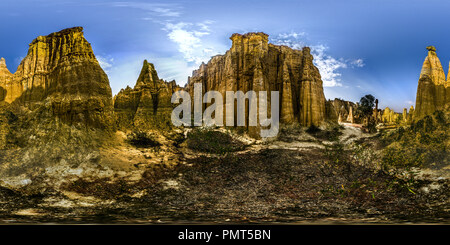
426;45;436;52
0;57;11;75
135;60;160;90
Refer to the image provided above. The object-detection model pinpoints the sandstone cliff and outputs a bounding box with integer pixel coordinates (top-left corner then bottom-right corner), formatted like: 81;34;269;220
415;46;450;119
186;32;328;136
0;27;114;129
114;60;180;131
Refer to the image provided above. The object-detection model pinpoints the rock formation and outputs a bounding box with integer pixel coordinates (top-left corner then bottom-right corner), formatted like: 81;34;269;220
0;58;12;101
382;107;400;124
415;46;450;119
186;32;328;136
114;60;180;131
408;105;415;122
0;27;114;129
327;98;358;124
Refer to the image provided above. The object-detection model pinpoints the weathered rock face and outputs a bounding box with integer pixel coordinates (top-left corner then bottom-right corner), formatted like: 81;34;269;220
347;106;354;123
415;46;450;119
0;58;12;101
326;98;357;123
114;60;180;131
0;27;114;129
186;32;327;135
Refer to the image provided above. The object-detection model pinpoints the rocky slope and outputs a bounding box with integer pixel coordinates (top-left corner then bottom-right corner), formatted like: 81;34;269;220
113;60;181;131
186;32;328;137
415;46;450;119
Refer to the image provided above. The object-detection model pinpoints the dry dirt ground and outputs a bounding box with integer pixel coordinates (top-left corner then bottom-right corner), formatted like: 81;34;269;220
0;125;449;224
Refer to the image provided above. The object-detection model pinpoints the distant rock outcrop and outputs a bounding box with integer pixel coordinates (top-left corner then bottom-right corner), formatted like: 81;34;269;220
114;60;181;131
415;46;450;119
0;27;114;129
326;98;358;123
186;32;328;136
0;58;11;101
382;107;400;124
408;105;415;122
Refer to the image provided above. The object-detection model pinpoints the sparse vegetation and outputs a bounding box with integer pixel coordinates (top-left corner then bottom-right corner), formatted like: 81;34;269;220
186;128;246;154
381;110;449;169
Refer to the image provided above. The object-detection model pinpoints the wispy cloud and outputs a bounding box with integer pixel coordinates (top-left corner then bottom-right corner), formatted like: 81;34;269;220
310;44;347;87
97;55;114;74
111;2;217;74
351;59;365;68
111;2;180;17
271;32;364;87
162;20;215;66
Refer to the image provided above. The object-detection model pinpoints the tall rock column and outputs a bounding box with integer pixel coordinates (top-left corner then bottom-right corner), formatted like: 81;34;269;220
298;47;326;126
113;60;181;131
415;46;449;119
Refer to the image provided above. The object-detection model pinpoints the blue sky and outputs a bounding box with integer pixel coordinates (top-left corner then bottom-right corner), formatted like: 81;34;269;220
1;0;450;112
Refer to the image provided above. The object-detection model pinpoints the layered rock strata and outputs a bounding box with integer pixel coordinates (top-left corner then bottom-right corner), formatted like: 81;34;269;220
0;27;114;129
186;32;328;136
415;46;450;119
326;98;358;123
114;60;180;131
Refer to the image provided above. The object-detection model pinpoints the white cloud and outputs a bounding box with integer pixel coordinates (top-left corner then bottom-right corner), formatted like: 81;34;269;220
271;32;306;49
163;20;216;66
310;44;346;87
108;2;221;86
271;33;364;87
